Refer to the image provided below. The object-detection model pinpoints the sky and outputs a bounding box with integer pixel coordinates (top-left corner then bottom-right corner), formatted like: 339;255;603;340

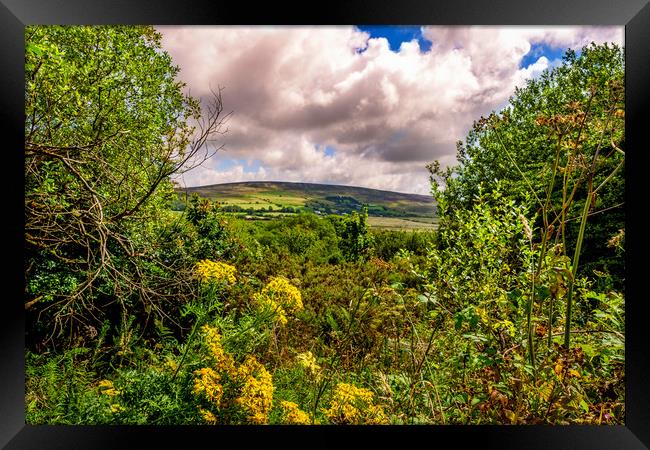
158;26;623;195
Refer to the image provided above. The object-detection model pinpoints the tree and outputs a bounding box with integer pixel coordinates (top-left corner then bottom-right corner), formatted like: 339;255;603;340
337;208;375;261
25;26;229;346
428;43;625;289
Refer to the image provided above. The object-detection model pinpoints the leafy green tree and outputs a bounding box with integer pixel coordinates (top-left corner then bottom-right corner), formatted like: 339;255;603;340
336;207;375;261
25;26;228;345
428;43;625;289
184;194;233;260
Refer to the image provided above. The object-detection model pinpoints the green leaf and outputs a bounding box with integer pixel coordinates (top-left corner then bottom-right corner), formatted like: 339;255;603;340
26;42;43;56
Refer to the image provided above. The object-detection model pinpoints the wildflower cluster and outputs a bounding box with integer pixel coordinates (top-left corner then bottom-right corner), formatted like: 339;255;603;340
324;382;388;425
280;400;311;425
195;260;237;285
193;367;224;405
202;325;237;377
235;355;274;424
199;408;217;424
97;380;124;414
253;276;303;326
192;326;234;421
98;379;120;397
295;351;321;378
193;325;275;425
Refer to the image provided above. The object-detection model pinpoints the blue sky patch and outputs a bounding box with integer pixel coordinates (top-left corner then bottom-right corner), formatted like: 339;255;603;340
216;158;237;171
520;42;567;68
216;158;262;173
316;144;336;157
357;25;432;52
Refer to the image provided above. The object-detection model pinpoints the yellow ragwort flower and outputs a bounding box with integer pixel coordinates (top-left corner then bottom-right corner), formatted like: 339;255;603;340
235;355;274;424
193;367;224;406
253;276;303;326
280;400;311;425
195;260;237;285
264;276;303;312
192;328;276;425
253;292;288;325
201;325;237;378
324;382;388;425
199;408;217;425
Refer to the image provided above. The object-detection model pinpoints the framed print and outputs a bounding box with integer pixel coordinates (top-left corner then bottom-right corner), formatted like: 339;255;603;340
3;0;649;447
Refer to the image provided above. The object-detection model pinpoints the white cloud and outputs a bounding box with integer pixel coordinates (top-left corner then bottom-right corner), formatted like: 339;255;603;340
160;25;623;194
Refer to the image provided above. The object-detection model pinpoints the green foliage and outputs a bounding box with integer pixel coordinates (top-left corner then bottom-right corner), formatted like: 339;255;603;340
371;229;435;261
232;212;343;265
417;42;625;423
25;32;624;426
25;346;204;425
184;194;234;260
334;208;375;261
428;43;625;289
25;25;226;347
427;186;529;312
26;348;99;424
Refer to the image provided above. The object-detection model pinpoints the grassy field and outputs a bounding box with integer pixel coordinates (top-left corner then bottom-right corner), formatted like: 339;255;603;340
216;192;308;209
367;216;438;230
176;181;437;227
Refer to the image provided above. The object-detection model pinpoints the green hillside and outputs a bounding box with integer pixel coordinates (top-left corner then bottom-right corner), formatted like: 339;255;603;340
175;181;436;218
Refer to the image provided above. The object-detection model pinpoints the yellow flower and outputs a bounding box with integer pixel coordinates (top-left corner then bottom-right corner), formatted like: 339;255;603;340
199;408;217;425
296;351;321;377
253;276;302;326
193;328;277;425
109;404;125;413
324;382;388;425
253;292;288;326
280;400;311;425
201;325;237;377
235;355;274;424
193;367;224;406
195;260;237;285
265;276;303;312
98;379;120;397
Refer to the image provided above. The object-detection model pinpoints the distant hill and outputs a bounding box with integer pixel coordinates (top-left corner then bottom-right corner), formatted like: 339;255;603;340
175;181;436;218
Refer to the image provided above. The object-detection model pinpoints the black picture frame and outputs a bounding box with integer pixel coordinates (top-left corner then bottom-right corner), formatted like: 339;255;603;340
2;0;648;448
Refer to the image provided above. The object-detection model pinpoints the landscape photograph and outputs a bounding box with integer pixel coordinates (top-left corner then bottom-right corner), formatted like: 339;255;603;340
25;24;625;425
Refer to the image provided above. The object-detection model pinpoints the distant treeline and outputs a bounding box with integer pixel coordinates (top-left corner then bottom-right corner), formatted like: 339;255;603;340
172;199;301;215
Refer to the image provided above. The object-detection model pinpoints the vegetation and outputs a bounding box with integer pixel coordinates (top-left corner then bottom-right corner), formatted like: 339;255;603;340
427;43;625;292
176;180;437;220
25;25;229;349
25;27;624;426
